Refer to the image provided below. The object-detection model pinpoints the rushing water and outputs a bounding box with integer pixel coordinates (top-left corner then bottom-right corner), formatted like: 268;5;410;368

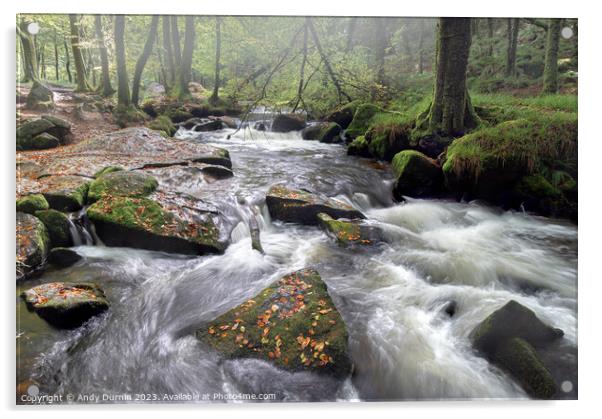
16;125;578;402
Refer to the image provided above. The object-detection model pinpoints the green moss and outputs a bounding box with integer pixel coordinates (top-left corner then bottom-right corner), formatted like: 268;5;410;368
34;209;72;248
317;213;372;247
391;150;426;178
87;171;158;203
196;269;351;377
113;105;148;128
345;104;383;139
93;166;124;179
42;178;90;212
16;194;49;214
493;338;557;399
16;212;50;279
347;135;370;157
148;115;177;137
515;175;561;199
165;108;193;123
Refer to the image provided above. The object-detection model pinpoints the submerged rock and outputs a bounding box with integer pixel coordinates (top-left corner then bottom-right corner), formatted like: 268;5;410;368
271;114;306;132
21;282;109;329
266;185;365;225
301;122;342;143
470;300;564;399
16;212;50;280
48;247;82;268
197;268;352;377
34;209;72;248
317;213;381;247
391;150;443;200
87;171;158;203
16;194;49;214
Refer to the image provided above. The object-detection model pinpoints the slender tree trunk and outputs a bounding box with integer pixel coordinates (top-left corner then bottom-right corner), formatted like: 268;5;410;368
346;17;357;52
425;17;477;136
53;29;59;80
418;19;425;74
114;15;130;106
63;39;72;83
131;16;159;106
487;18;494;57
176;15;195;100
374;19;388;91
505;18;519;77
18;19;38;83
156;29;168;87
87;48;97;87
69;14;92;91
162;17;176;88
170;16;182;72
542;18;561;94
94;15;115;96
292;22;308;111
39;43;46;79
210;17;222;105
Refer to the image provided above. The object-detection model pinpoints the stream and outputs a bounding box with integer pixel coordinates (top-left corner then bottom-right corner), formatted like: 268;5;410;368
16;125;578;402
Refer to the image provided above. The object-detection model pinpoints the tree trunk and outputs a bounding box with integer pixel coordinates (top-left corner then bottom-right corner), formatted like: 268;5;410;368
39;43;46;79
374;19;388;89
162;16;176;87
418;19;425;74
64;39;72;83
209;17;222;105
170;16;182;72
131;16;159;106
69;14;92;91
292;22;308;111
94;15;115;96
53;29;59;81
176;15;195;100
487;18;494;57
346;18;357;52
17;18;38;83
505;18;519;77
542;18;561;94
425;17;477;136
114;15;130;106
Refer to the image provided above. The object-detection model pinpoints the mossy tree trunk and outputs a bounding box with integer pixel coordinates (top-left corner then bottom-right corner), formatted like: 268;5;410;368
69;14;92;92
418;18;425;74
292;21;308;112
114;15;130;106
63;39;72;83
162;16;176;88
542;18;561;94
170;16;182;73
209;17;222;105
53;29;59;81
424;17;478;137
505;18;519;77
175;15;195;100
131;16;159;106
94;15;115;97
18;18;39;83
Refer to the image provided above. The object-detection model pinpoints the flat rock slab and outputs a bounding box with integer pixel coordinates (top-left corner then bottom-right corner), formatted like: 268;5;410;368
317;213;382;247
197;269;352;377
16;212;50;280
266;185;365;225
33;175;90;212
87;170;158;203
21;282;109;329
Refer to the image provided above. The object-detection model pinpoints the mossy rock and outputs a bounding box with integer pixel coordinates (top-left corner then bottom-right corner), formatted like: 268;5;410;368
34;209;72;248
197;268;352;377
493;337;557;399
17;115;73;150
470;300;564;356
391;150;443;200
93;166;124;179
345;104;382;139
39;175;90;212
165;108;194;123
26;81;54;110
48;247;82;268
266;184;365;225
148;115;177;137
21;282;109;329
301;122;342;143
366;123;411;161
28;132;60;150
271;114;307;132
16;118;54;142
16;194;49;214
87;171;158;203
512;174;573;218
325;101;361;129
317;213;381;247
347;136;371;157
16;212;50;280
113;105;149;128
87;196;224;255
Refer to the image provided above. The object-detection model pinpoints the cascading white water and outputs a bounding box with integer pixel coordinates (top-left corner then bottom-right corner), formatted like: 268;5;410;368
17;125;577;402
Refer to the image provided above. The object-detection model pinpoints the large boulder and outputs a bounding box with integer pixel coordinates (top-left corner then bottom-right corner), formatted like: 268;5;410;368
16;194;49;214
301;122;342;143
87;195;224;255
197;269;352;377
87;171;158;203
37;175;90;212
26;81;54;111
391;150;443;200
48;247;82;268
266;185;365;225
325;101;360;130
347;135;371;157
470;300;564;399
345;104;382;139
271;114;307;132
16;115;73;150
34;209;72;248
317;213;382;247
16;212;50;280
148;115;177;137
21;282;109;329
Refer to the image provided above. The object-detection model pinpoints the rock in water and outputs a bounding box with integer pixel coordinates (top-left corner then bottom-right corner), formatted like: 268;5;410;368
271;114;307;132
38;175;90;212
391;150;443;200
16;212;50;280
317;213;381;247
48;247;82;268
21;282;109;329
266;185;365;225
34;209;73;248
301;122;342;143
197;269;352;377
26;81;54;111
87;171;158;203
